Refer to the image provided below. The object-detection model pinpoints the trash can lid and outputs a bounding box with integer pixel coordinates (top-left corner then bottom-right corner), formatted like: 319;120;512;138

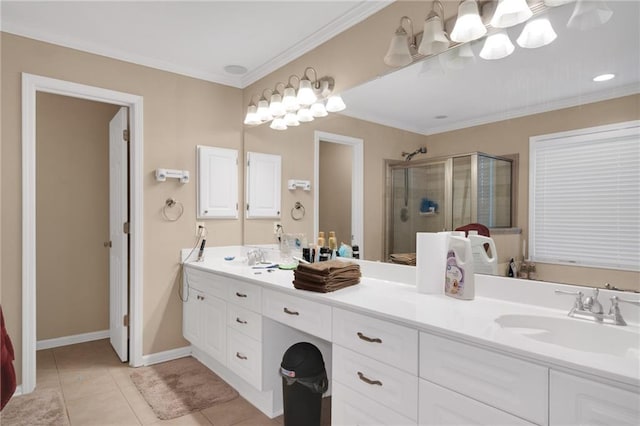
280;342;325;378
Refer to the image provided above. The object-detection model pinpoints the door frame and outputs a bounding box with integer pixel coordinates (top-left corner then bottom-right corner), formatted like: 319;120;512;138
21;73;144;393
313;131;364;258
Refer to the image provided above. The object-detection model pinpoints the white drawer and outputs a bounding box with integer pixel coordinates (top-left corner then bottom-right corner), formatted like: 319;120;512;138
262;289;332;341
227;304;262;341
227;280;262;313
550;370;640;426
227;328;262;389
333;307;418;375
419;379;535;426
420;332;548;426
332;381;416;426
184;267;226;298
333;345;418;422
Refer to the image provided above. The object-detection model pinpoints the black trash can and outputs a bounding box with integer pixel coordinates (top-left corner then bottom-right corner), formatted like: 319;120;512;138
280;342;328;426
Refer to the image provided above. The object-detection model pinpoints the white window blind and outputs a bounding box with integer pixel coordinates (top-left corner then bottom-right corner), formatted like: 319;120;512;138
529;121;640;271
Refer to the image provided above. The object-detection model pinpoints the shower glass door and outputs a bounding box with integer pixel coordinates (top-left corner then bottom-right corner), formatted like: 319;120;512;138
389;161;447;256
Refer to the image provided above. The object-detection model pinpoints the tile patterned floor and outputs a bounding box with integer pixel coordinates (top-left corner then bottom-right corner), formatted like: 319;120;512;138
3;339;331;425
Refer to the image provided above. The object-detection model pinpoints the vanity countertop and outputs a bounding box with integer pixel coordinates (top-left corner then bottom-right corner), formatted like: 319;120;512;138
184;246;640;389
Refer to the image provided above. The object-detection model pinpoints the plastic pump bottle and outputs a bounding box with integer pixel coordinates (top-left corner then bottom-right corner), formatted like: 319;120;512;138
444;233;475;300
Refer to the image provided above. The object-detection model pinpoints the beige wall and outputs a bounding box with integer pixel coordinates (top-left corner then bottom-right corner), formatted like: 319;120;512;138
319;141;352;248
36;93;119;340
1;33;243;381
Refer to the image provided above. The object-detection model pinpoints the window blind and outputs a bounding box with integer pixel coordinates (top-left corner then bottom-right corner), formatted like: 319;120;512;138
529;121;640;271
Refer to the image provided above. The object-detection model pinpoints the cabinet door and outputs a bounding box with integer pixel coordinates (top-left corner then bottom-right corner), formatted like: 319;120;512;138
246;152;281;218
197;146;238;218
419;379;535;426
332;381;415;426
550;370;640;426
183;289;201;345
200;293;227;365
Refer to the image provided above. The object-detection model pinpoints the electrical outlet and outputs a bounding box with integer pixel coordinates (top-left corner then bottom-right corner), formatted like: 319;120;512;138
195;222;206;236
273;221;282;235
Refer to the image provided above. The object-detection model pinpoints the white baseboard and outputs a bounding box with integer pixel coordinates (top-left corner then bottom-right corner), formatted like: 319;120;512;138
36;330;110;350
12;385;23;397
142;345;192;366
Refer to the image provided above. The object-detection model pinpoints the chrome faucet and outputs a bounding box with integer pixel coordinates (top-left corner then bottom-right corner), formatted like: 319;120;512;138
555;287;639;326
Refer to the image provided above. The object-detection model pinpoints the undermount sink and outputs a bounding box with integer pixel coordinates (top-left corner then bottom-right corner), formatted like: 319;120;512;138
495;314;640;358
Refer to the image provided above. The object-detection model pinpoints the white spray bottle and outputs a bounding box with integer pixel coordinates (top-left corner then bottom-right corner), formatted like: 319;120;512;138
444;233;475;300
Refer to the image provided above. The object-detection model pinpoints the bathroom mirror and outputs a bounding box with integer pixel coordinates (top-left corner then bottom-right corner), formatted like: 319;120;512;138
337;0;639;285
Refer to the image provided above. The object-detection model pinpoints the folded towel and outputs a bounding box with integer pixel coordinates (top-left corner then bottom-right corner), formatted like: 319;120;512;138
296;260;360;276
293;260;361;293
293;278;360;293
389;253;416;266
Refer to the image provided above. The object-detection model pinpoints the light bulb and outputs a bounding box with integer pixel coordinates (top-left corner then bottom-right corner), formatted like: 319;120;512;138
326;95;346;112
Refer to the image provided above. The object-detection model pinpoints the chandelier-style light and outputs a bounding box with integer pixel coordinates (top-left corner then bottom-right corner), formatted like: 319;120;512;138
244;67;345;131
383;0;613;69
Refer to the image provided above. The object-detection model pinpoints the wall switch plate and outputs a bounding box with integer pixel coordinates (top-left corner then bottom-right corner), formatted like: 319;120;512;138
195;222;206;236
273;221;282;235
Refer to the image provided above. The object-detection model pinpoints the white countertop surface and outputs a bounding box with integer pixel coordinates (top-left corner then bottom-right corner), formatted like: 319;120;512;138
184;246;640;389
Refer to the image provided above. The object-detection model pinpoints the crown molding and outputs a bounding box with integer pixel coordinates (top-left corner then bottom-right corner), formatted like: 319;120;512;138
240;1;393;87
1;22;244;87
342;84;640;136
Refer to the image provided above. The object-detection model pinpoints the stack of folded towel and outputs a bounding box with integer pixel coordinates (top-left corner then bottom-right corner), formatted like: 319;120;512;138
293;260;361;293
389;253;416;266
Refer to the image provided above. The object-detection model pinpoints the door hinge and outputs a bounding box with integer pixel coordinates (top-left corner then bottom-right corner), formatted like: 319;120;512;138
123;314;129;327
123;129;130;142
236;203;238;211
246;204;249;211
123;222;130;234
103;241;112;248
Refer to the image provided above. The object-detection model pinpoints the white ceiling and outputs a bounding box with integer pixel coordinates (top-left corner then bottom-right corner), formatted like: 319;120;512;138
0;0;390;88
340;0;640;135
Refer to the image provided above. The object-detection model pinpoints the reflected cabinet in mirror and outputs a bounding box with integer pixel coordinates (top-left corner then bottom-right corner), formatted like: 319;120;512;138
385;152;513;264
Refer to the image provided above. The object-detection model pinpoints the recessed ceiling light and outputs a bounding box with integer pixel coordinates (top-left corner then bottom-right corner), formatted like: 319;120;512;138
435;115;448;119
593;73;615;82
224;65;248;75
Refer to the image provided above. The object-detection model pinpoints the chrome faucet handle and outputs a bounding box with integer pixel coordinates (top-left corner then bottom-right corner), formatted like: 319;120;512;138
555;289;584;311
584;288;603;314
615;296;640;307
608;296;627;326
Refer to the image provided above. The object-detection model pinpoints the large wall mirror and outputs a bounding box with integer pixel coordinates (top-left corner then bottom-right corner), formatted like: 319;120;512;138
336;0;639;288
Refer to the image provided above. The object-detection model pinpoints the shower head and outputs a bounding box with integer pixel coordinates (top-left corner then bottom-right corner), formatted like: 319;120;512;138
402;146;427;161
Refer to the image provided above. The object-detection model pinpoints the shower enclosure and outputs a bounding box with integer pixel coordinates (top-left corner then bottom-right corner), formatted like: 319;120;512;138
385;152;513;260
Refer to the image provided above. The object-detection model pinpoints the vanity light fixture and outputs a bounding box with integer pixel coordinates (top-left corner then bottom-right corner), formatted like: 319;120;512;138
517;14;557;48
450;0;487;43
543;0;575;6
567;0;612;30
384;16;416;67
243;67;345;130
418;0;450;56
480;29;515;60
490;0;533;28
440;43;476;70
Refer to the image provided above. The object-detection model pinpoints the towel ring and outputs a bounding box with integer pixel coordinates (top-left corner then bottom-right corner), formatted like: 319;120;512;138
162;198;184;222
291;201;305;221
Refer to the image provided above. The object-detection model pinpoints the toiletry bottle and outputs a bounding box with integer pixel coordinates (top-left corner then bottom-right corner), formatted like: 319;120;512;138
468;231;498;275
507;258;517;277
444;234;475;300
328;231;337;251
317;232;325;249
352;245;359;259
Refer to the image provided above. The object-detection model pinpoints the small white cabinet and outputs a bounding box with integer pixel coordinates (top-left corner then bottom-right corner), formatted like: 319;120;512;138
197;146;239;219
183;288;227;365
550;370;640;426
245;152;281;219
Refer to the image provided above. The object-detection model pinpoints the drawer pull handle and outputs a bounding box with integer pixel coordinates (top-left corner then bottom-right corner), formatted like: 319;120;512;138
283;307;299;316
236;292;248;298
236;317;247;324
357;371;382;386
236;352;248;360
357;332;382;344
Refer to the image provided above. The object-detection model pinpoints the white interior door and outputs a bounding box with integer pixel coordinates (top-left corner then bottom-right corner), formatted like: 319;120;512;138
109;107;129;362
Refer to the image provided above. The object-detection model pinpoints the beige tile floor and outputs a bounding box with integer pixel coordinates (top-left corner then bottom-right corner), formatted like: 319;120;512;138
6;339;330;425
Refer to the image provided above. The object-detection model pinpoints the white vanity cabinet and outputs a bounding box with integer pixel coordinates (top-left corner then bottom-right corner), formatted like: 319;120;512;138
182;287;227;366
419;332;548;426
332;308;419;425
550;370;640;425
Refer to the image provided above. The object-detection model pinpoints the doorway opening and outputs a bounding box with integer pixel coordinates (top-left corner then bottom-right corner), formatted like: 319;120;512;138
22;73;144;394
313;131;364;258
